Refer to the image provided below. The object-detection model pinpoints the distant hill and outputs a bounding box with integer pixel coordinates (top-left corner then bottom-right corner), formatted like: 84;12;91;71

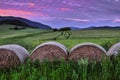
0;16;52;29
69;27;81;30
67;26;120;30
66;26;120;30
82;26;120;30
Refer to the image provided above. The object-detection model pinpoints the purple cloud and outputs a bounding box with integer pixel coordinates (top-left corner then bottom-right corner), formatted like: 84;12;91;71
0;0;120;28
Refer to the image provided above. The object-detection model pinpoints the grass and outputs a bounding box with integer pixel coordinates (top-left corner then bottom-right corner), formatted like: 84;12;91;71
0;58;120;80
0;24;120;80
0;24;120;51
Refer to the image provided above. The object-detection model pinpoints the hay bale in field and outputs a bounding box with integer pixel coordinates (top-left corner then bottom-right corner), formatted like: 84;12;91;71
30;41;68;62
0;44;29;68
107;42;120;57
68;42;107;61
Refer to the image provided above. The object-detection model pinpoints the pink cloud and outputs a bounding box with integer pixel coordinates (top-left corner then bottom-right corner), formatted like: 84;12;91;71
65;18;90;22
0;9;33;18
39;13;48;17
59;8;72;11
0;9;49;19
2;2;35;8
113;19;120;23
28;2;35;8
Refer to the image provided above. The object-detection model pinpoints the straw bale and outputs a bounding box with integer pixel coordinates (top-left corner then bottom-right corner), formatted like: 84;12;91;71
68;42;107;61
0;44;29;68
107;42;120;56
30;41;68;62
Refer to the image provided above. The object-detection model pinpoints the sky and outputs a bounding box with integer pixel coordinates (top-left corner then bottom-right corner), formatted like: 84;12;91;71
0;0;120;28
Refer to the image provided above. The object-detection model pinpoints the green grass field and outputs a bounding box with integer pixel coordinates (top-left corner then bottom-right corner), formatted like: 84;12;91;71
0;24;120;51
0;24;120;80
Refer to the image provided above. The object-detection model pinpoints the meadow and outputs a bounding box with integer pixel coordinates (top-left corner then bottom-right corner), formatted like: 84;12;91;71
0;24;120;80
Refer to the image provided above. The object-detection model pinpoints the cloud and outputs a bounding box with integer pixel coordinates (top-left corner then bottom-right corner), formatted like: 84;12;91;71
0;9;33;18
28;2;35;8
0;0;120;27
0;8;49;17
1;1;35;8
65;18;90;22
115;0;119;2
113;19;120;23
59;8;72;11
38;13;48;17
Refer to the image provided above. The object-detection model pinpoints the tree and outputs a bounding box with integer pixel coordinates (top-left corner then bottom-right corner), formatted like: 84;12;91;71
14;26;18;30
58;27;71;31
53;28;58;32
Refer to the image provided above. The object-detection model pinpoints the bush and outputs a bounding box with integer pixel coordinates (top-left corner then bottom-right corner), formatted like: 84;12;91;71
58;27;71;31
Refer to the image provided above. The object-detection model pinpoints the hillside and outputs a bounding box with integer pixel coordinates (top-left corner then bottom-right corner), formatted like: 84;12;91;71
65;26;120;30
68;27;81;30
83;26;120;30
0;16;52;29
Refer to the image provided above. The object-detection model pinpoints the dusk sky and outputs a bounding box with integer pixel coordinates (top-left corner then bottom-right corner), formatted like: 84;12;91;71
0;0;120;28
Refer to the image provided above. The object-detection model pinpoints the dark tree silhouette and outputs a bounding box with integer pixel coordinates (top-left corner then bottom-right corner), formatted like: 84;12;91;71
14;26;18;30
58;27;71;31
53;28;58;32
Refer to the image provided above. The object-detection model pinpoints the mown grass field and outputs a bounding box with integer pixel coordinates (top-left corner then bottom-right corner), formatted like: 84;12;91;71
0;24;120;80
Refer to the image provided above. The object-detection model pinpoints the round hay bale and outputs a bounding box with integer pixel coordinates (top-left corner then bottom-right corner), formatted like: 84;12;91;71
68;42;107;61
30;41;68;62
0;44;29;68
107;42;120;57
